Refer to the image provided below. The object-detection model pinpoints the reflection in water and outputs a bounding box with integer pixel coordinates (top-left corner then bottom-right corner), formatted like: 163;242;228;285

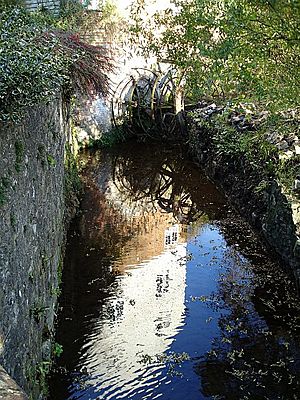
82;246;187;400
195;221;300;400
110;144;224;224
49;143;300;400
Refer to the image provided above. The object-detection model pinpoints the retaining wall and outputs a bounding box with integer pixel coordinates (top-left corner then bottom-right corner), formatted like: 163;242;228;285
187;112;300;285
0;99;70;399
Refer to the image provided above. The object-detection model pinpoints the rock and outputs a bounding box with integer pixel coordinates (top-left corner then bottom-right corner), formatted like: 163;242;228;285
294;145;300;155
293;238;300;259
41;339;52;360
0;366;28;399
276;140;289;151
231;115;245;124
265;132;278;144
294;176;300;191
279;150;294;160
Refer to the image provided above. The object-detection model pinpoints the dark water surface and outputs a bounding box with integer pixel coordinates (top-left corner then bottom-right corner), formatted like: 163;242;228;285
49;142;300;400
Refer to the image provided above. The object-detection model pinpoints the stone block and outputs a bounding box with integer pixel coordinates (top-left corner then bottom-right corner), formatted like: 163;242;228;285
0;366;28;399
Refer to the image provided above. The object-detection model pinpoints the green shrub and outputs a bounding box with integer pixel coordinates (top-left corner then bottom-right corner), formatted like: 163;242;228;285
0;6;113;122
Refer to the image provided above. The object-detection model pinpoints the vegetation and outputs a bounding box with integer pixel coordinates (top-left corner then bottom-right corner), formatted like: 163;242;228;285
15;140;25;172
188;106;300;192
129;0;300;109
52;342;63;358
129;0;300;190
0;3;113;122
64;141;82;220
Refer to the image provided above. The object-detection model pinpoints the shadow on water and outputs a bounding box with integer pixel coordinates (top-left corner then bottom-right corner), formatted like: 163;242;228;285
49;141;300;400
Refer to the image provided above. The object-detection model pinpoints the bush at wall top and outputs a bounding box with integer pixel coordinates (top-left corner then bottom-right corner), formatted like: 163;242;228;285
0;6;113;122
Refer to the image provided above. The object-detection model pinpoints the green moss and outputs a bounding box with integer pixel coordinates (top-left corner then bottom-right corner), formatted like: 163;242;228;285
41;253;50;271
37;145;45;154
57;254;64;287
1;176;11;188
26;360;51;398
29;303;49;323
48;121;60;141
50;285;61;297
15;140;24;172
10;212;16;227
28;270;34;283
0;185;7;207
0;176;11;206
277;156;300;191
46;153;56;167
64;142;82;210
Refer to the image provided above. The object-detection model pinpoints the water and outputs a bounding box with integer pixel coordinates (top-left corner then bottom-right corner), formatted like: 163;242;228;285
49;142;300;400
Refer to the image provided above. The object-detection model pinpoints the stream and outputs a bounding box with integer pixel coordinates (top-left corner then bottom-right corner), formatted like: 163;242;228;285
49;142;300;400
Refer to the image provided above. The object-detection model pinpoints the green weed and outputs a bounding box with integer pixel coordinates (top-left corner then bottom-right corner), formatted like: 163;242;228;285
15;140;24;172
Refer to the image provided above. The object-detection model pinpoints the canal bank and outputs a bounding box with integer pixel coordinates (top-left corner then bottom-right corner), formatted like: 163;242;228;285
186;105;300;287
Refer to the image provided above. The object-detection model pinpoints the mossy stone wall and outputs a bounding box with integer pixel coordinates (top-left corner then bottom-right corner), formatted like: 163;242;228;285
187;114;300;286
0;99;68;399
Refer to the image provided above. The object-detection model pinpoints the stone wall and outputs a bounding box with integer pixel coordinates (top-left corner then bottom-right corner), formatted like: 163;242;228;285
24;0;60;13
187;112;300;286
0;366;28;399
0;99;70;398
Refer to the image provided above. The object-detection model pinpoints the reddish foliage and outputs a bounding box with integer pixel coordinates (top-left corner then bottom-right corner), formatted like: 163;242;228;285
38;30;115;99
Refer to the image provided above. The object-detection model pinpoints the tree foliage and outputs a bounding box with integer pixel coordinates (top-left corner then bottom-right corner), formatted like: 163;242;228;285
129;0;300;109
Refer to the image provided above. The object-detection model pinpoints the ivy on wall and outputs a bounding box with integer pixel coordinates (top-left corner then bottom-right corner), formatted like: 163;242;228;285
0;4;114;122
